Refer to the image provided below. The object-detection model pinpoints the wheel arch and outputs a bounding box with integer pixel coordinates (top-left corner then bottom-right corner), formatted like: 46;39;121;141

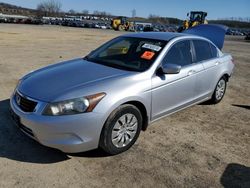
98;99;150;153
122;101;149;131
212;72;230;92
222;73;230;82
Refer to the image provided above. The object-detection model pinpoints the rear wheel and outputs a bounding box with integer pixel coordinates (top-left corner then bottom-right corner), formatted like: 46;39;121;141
99;104;142;155
210;77;227;104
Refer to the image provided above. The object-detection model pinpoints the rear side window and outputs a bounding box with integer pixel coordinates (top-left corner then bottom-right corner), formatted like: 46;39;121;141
163;40;193;67
193;40;213;62
210;44;218;58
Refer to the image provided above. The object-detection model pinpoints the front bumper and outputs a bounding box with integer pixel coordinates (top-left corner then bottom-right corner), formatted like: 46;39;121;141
10;94;106;153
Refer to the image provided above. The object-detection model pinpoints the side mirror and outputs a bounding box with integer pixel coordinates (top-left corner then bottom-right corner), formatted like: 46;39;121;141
160;64;181;74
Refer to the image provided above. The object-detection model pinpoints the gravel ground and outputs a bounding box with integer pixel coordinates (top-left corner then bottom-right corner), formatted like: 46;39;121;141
0;24;249;188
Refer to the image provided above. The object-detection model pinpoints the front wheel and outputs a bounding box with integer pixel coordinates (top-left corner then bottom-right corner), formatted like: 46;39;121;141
99;104;142;155
118;24;125;31
210;77;227;104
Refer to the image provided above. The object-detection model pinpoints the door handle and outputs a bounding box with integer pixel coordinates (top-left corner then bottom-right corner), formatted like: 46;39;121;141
215;61;220;65
188;70;196;76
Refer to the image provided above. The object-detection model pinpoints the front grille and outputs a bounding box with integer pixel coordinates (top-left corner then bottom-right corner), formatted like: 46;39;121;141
15;92;37;112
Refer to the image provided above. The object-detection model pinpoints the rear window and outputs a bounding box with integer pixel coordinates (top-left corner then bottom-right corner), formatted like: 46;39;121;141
193;40;213;62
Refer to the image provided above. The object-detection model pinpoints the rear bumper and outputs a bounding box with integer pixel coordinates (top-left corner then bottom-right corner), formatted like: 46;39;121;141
10;94;106;153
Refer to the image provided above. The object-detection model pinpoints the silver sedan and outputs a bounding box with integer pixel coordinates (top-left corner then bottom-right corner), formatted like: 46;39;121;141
10;32;234;155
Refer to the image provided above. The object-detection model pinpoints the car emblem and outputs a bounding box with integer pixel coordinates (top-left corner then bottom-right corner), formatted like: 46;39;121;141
16;94;21;106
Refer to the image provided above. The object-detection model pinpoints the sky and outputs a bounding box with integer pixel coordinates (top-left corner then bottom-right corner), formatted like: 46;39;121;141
1;0;250;20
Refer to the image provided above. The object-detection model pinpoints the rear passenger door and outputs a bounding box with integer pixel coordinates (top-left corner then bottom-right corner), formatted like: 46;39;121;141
192;40;220;98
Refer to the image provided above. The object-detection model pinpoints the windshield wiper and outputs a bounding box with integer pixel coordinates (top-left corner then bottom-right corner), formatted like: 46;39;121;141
83;56;139;72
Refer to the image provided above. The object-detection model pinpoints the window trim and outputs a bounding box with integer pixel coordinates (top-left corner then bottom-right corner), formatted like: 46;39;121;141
209;43;219;59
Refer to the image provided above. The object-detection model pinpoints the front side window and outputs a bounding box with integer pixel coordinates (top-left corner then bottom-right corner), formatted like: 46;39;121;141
86;37;167;72
193;40;213;62
163;40;193;67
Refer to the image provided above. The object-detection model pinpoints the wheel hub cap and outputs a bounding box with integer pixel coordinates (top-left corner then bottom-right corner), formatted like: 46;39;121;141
215;79;226;100
111;113;138;148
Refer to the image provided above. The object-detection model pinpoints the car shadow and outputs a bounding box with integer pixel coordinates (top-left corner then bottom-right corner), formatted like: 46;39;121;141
220;163;250;188
198;100;212;105
69;149;109;158
0;99;70;164
232;104;250;110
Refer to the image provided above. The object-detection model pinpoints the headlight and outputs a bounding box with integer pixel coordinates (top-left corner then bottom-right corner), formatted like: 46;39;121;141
43;93;106;116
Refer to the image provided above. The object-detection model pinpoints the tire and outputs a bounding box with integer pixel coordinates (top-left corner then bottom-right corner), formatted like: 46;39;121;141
99;104;142;155
210;76;227;104
118;24;125;31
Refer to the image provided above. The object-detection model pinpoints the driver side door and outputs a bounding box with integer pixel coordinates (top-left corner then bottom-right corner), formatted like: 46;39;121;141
151;40;203;120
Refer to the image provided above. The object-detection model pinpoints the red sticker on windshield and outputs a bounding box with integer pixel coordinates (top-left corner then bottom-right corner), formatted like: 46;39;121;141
141;51;155;60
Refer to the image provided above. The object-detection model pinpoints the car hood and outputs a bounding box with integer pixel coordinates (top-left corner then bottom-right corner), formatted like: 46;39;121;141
18;58;130;102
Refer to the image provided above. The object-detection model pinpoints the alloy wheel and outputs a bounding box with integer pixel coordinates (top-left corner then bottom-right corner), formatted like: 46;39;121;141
215;79;226;100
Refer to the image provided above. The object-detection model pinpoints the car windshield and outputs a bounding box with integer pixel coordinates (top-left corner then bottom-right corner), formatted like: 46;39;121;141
85;37;167;72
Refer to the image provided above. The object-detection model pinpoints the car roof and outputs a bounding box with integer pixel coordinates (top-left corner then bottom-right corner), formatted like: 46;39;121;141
123;32;189;41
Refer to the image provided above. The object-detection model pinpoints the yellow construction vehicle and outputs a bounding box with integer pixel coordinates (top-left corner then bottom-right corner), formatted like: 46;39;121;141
179;11;208;32
111;16;133;31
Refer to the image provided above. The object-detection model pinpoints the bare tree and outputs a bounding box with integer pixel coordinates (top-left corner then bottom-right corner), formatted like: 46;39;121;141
37;3;46;17
93;10;101;15
68;9;76;15
82;9;89;15
132;9;136;18
148;14;170;25
100;11;108;16
92;10;111;16
37;0;62;17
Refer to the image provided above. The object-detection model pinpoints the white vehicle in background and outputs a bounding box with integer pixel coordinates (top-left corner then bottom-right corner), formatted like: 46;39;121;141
99;24;107;29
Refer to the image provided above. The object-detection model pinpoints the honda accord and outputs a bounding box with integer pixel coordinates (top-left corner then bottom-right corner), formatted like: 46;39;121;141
10;29;234;154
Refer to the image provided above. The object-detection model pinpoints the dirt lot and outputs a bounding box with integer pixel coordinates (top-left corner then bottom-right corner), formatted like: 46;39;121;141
0;24;249;188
